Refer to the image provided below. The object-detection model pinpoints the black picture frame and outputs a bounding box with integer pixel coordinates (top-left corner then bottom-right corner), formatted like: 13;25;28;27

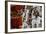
5;1;45;33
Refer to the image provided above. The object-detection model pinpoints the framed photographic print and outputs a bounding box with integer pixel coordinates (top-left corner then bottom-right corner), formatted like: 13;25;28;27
5;1;45;33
